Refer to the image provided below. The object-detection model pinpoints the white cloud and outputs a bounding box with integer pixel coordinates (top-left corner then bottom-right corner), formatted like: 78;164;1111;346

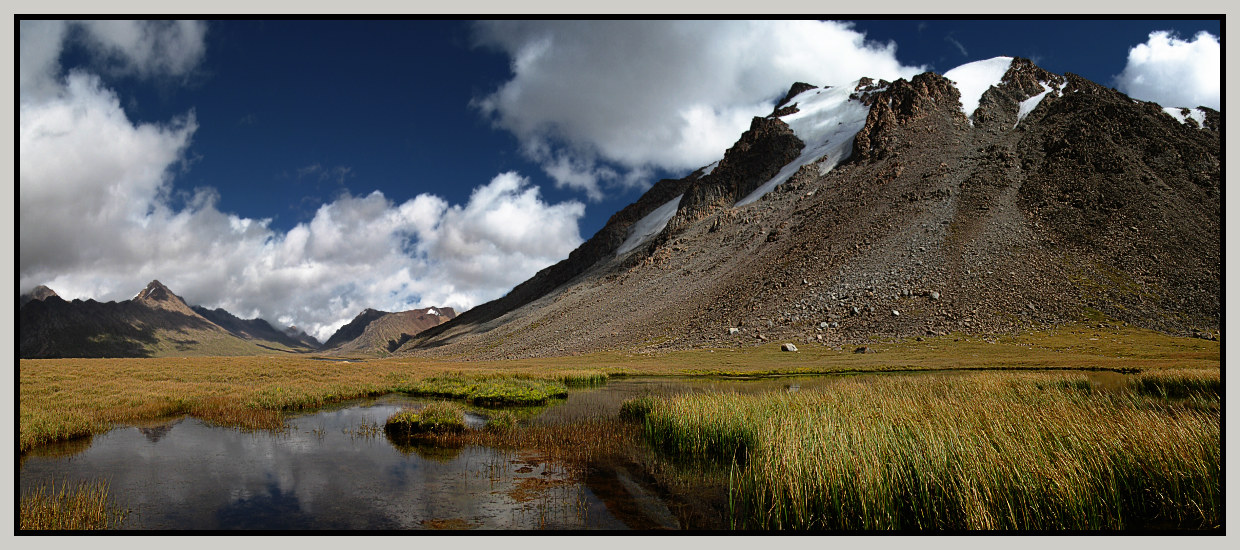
19;20;586;343
20;20;206;102
1115;30;1220;110
473;20;924;198
76;20;208;79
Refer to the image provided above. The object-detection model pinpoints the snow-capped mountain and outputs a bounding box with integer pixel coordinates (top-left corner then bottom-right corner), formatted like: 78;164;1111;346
398;56;1220;359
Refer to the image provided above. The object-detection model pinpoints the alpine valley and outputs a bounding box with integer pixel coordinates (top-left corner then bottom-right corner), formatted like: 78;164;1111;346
20;57;1220;360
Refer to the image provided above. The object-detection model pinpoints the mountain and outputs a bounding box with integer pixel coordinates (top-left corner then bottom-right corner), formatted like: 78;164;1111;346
192;306;322;350
20;280;319;358
19;285;59;307
282;326;322;349
398;57;1220;359
320;307;456;355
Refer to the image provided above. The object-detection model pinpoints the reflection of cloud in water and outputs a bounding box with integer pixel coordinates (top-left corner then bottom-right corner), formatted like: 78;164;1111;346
19;397;600;529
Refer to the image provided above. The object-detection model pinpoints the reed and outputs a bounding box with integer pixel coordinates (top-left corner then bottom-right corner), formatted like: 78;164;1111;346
1132;369;1221;399
625;372;1220;530
555;370;610;388
19;480;128;530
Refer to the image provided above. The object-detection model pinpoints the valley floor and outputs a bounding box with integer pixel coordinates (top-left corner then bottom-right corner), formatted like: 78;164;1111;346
19;321;1219;453
18;322;1221;531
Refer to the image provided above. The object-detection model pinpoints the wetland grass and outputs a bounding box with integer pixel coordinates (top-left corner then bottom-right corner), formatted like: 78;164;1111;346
19;324;1219;455
19;480;128;530
404;374;569;407
624;372;1221;530
384;401;467;435
1133;368;1221;399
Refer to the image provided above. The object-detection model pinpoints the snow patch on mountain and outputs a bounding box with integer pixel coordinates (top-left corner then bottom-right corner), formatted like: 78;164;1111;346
943;56;1014;123
1015;82;1053;128
1163;106;1209;128
427;308;440;316
699;160;720;177
735;84;871;207
617;194;684;256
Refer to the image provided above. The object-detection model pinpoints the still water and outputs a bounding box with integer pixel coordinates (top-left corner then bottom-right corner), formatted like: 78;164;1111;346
19;372;1128;530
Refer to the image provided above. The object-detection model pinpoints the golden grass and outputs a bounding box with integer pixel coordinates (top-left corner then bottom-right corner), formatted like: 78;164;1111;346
18;323;1219;453
20;480;129;530
625;371;1221;530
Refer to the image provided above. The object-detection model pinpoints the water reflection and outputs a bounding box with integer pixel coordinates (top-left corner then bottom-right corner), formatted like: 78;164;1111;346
20;371;1133;530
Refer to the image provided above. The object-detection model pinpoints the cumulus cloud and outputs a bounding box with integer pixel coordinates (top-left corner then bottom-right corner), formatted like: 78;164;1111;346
19;20;586;342
20;20;207;102
473;20;924;199
1115;30;1220;110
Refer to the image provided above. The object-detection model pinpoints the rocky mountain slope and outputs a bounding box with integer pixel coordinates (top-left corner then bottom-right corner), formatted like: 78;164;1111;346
320;307;456;356
400;56;1220;360
20;280;320;358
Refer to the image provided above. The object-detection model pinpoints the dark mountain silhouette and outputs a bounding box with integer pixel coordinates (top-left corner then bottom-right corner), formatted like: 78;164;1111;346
397;57;1219;359
193;306;322;350
20;281;318;358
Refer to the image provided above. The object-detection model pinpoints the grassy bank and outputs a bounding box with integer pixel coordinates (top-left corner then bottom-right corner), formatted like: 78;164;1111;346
20;480;129;530
623;371;1221;529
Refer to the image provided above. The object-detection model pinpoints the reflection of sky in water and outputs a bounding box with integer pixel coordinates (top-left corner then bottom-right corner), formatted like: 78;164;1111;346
19;395;624;529
20;372;1130;530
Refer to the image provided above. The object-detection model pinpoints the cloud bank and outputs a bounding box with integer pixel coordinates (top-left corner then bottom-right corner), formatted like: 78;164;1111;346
19;20;585;342
1115;30;1220;110
473;20;925;200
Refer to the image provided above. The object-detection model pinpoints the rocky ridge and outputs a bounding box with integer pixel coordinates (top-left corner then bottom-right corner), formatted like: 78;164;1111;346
321;306;457;355
398;57;1220;360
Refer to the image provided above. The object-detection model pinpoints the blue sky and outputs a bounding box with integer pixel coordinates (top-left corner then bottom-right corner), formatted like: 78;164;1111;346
18;20;1222;340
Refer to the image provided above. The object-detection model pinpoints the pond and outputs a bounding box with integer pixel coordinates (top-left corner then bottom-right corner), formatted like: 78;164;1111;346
18;371;1131;530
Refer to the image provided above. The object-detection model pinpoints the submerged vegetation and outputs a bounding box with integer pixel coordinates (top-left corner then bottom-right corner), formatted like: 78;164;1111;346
20;480;129;530
622;372;1221;530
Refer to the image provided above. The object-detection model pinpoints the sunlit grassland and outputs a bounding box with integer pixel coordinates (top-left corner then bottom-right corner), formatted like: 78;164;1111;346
19;480;128;530
19;322;1219;453
622;372;1221;530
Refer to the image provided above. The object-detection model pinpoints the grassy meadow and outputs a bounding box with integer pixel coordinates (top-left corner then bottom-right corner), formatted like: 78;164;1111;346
19;322;1218;453
18;322;1221;530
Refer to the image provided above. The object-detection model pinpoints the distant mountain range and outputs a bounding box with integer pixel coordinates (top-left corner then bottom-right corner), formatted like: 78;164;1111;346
19;280;453;359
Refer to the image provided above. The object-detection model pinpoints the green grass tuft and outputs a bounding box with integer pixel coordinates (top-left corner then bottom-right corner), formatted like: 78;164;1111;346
384;401;466;435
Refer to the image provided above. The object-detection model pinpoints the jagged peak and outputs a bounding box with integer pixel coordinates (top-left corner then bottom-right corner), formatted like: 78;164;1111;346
136;280;178;302
772;82;820;115
19;284;60;307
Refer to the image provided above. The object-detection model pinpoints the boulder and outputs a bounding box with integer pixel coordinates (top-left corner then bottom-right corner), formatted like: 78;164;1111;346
781;343;798;352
